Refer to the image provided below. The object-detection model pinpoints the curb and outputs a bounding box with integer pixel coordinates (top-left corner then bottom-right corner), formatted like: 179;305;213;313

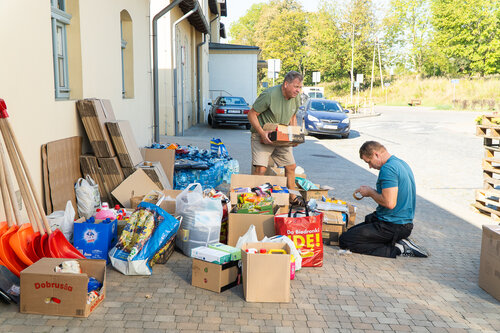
349;112;381;119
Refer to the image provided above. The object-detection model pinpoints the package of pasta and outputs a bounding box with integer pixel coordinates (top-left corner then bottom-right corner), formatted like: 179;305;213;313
109;201;180;275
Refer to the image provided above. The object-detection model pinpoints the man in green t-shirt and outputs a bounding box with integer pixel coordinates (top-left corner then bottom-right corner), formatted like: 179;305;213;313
247;71;303;204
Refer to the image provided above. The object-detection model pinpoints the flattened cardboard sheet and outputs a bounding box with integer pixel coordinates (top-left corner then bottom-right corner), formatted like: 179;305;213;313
44;137;82;213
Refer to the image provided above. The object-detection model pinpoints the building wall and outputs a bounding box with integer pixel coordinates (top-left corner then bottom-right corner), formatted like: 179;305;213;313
209;51;258;105
152;0;208;136
0;0;152;218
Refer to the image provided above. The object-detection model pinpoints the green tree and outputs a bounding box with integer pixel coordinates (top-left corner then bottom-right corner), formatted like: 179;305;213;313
229;2;267;46
304;1;350;83
431;0;500;75
383;0;433;75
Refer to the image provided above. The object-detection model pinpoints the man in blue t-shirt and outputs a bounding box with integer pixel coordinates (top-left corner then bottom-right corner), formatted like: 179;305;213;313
339;141;429;258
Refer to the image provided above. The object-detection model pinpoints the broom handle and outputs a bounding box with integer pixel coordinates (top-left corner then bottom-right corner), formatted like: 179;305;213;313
0;137;22;227
3;120;50;234
0;141;13;225
0;121;39;230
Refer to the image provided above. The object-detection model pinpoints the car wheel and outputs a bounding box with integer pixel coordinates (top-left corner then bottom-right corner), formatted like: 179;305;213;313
341;132;349;139
207;114;213;126
245;124;251;130
211;119;218;128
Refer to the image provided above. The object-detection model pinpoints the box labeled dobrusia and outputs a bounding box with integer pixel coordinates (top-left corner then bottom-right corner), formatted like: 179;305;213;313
20;258;106;317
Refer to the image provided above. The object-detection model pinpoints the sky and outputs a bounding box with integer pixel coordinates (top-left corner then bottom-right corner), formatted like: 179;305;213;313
220;0;322;41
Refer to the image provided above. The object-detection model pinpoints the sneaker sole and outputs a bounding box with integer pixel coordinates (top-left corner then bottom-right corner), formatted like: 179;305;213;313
402;238;430;257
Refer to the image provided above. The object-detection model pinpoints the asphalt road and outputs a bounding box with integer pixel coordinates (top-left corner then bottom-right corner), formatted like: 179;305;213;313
163;106;492;229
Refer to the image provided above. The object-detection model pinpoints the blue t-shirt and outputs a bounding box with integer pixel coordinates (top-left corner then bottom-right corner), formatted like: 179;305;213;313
375;155;415;224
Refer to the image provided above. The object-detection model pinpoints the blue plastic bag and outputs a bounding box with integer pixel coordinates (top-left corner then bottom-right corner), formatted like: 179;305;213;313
109;202;180;275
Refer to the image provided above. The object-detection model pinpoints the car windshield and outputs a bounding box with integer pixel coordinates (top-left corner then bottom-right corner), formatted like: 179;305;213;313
218;97;247;105
309;101;343;112
308;92;324;98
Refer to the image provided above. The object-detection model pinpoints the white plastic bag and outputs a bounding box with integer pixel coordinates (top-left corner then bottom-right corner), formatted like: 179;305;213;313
175;183;223;256
47;200;75;241
75;175;100;219
261;235;303;271
235;225;258;249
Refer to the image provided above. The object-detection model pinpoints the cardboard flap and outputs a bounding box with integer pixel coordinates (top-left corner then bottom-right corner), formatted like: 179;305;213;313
111;169;160;208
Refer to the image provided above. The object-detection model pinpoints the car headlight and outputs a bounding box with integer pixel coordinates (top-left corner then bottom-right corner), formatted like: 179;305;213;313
341;118;350;124
308;115;319;122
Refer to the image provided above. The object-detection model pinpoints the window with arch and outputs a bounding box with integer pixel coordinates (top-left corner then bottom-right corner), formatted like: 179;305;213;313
120;10;134;98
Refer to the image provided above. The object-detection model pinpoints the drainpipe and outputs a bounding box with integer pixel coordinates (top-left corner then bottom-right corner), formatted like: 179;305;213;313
196;33;208;124
152;0;182;143
172;2;199;136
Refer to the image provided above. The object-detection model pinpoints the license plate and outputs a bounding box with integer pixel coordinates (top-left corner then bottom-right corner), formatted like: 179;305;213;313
227;109;241;114
323;124;337;129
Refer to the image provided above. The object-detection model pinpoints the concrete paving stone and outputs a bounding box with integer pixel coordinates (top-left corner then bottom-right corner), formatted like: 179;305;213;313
155;315;175;322
240;325;260;332
293;319;309;328
275;327;295;333
352;322;374;330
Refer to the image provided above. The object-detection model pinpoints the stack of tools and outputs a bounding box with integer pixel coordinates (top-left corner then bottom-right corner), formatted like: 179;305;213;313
0;99;84;278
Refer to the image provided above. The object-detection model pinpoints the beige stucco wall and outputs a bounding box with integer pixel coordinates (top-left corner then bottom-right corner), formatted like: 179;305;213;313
0;0;152;218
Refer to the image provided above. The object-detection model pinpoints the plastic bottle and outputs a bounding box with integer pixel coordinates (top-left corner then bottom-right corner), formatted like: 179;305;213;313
95;202;116;220
290;256;296;280
259;249;267;254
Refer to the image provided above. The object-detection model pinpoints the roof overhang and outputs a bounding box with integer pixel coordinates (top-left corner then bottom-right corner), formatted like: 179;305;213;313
179;0;210;34
209;42;260;53
208;0;227;17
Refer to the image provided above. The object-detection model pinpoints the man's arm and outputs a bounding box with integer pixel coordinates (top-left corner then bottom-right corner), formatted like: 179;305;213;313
247;108;273;144
289;114;297;126
354;186;398;209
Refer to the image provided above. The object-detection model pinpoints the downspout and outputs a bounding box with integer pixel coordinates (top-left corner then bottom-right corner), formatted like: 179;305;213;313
152;0;182;143
195;14;218;124
172;2;199;136
196;33;208;124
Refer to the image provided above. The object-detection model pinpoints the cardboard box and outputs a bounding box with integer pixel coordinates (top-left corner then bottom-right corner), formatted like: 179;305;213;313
191;246;231;264
130;189;182;214
111;169;160;208
263;123;305;146
227;206;278;247
299;188;330;201
80;154;112;204
479;225;500;302
106;121;143;168
141;148;176;191
76;99;116;158
73;218;118;263
191;259;239;293
322;222;345;246
241;242;290;303
230;174;289;206
20;258;106;317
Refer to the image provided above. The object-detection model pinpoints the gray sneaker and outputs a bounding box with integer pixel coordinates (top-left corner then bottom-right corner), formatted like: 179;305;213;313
397;238;429;258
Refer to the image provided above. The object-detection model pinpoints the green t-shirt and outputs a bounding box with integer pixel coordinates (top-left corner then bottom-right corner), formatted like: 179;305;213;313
251;84;301;132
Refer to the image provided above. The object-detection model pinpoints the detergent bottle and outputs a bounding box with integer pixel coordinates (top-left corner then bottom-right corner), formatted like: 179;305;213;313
95;202;116;220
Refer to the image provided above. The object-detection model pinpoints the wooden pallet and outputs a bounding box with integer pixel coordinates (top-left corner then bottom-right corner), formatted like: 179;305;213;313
480;114;500;126
474;189;500;220
476;124;500;138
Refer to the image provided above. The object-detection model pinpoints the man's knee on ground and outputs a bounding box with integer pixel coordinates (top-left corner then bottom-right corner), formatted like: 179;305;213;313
253;165;267;175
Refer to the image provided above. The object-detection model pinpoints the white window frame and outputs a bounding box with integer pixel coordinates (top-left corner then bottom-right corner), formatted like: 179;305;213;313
51;0;72;99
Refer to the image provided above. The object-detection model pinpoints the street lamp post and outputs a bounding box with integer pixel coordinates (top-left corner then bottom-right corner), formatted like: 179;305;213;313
350;23;355;105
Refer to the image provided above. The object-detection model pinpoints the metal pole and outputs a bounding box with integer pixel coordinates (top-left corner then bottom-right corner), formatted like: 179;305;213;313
350;23;355;105
370;40;376;100
377;37;384;87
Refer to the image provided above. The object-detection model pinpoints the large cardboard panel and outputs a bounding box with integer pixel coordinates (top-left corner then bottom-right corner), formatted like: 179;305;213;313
106;121;143;168
479;225;500;302
191;259;239;293
97;156;125;192
137;161;171;190
130;189;181;214
241;242;290;303
76;99;116;158
141;148;175;190
227;206;278;247
80;155;111;203
111;169;160;208
230;174;288;206
44;137;82;213
20;258;106;317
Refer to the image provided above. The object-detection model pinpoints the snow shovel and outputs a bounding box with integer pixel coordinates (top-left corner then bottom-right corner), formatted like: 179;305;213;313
0;99;84;260
0;128;39;265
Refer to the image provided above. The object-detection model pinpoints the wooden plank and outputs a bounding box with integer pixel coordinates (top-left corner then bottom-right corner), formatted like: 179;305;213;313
473;201;500;221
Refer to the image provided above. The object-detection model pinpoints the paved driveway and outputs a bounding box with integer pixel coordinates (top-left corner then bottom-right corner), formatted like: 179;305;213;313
1;107;499;332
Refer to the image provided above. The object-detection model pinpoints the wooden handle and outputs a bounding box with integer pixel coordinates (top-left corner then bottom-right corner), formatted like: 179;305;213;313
2;120;49;234
0;136;23;226
0;142;13;225
0;120;42;233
